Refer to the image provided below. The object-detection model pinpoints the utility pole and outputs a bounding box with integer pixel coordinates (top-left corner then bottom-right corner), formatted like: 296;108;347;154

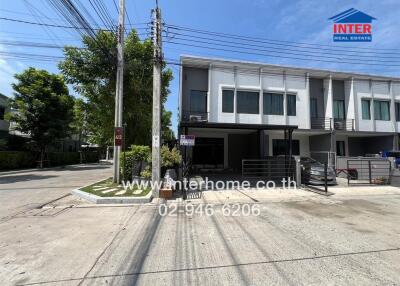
113;0;125;183
151;2;162;197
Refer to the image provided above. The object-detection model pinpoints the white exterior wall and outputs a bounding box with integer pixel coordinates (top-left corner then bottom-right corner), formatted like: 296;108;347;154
355;80;395;132
182;58;400;135
211;68;309;129
394;82;400;131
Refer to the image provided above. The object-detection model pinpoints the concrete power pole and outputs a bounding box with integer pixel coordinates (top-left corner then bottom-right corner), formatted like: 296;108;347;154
151;4;162;197
113;0;125;183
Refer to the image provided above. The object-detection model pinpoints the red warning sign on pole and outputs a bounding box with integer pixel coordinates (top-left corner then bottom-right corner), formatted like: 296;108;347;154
114;127;123;146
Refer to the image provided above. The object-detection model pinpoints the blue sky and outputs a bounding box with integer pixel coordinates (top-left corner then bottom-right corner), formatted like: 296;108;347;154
1;0;400;133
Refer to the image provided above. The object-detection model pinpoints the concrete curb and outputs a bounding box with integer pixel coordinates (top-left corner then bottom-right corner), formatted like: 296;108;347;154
71;180;153;204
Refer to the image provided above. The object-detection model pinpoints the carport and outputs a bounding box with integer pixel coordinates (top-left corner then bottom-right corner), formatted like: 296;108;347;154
179;122;298;181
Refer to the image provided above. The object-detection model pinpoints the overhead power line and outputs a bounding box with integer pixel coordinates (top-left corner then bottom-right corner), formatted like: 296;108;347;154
164;23;400;52
163;34;400;63
163;40;400;67
163;31;400;59
0;16;148;31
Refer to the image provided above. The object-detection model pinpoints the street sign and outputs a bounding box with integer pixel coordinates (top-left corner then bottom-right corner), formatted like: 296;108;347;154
114;127;123;146
180;135;195;146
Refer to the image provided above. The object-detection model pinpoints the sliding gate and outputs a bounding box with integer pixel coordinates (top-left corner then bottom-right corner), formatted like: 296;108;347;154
242;157;296;183
347;159;391;185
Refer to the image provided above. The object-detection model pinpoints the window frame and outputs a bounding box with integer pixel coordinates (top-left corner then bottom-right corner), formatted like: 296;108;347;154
272;139;300;156
310;98;318;118
189;90;207;113
361;98;371;120
333;100;345;120
395;102;400;122
0;106;5;121
221;89;234;113
236;90;259;114
374;100;391;121
286;93;297;116
263;92;284;115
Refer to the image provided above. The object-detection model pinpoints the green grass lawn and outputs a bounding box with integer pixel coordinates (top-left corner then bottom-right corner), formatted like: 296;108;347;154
80;178;151;197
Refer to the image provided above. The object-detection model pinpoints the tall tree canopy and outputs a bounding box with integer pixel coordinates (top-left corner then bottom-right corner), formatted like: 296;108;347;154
59;30;174;148
8;68;74;158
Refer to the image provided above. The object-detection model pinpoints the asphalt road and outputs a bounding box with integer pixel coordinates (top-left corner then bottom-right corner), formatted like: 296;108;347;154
0;165;400;285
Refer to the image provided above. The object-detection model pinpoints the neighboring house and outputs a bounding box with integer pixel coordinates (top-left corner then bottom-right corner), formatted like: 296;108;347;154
178;55;400;171
0;93;10;138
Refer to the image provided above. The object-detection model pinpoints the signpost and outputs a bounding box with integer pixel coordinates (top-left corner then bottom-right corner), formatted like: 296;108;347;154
180;135;195;146
115;127;123;146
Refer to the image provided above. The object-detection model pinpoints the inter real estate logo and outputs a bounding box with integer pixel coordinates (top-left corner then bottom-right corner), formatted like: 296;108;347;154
329;8;376;42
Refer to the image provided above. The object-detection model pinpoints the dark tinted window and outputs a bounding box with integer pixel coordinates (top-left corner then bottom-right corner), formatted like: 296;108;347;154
263;93;283;115
237;91;259;114
374;100;390;121
272;139;300;156
190;90;207;113
310;98;318;118
222;90;234;113
396;102;400;122
287;94;296;116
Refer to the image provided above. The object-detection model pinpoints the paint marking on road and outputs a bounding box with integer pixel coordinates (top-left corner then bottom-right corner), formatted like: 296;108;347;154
101;188;118;194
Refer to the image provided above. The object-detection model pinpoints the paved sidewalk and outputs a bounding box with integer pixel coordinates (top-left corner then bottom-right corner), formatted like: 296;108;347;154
1;168;400;285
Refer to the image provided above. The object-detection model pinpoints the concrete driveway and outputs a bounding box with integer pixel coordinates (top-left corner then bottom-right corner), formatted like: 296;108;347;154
0;166;400;285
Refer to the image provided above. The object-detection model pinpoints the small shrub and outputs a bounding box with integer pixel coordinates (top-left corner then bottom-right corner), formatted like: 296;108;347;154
161;146;181;168
121;145;151;180
0;151;37;170
140;168;151;179
129;145;151;161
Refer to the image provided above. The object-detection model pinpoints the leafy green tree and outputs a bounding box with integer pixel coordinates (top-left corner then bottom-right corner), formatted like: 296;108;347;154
59;30;174;148
162;109;175;141
8;68;74;166
71;98;88;147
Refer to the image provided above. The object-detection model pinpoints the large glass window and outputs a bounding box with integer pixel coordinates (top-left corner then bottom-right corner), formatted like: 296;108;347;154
287;94;296;116
272;139;300;156
396;102;400;122
0;107;4;120
190;90;207;113
263;93;283;115
333;100;345;120
237;91;259;114
361;99;371;120
374;100;390;121
336;141;346;156
310;98;318;118
222;90;234;113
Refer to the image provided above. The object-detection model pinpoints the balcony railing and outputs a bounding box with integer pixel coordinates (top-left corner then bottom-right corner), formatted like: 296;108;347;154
181;110;208;122
311;117;355;131
334;119;355;131
311;117;332;130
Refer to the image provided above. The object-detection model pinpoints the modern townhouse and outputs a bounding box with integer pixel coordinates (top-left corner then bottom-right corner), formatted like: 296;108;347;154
178;55;400;173
0;93;10;138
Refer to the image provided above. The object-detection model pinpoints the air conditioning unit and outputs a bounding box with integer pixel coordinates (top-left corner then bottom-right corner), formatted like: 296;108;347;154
189;115;203;122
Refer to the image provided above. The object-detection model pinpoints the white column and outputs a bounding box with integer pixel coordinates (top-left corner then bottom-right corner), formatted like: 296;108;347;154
305;73;311;129
346;77;356;131
324;74;333;129
370;79;376;132
389;81;397;133
207;64;212;122
259;68;263;124
234;66;238;123
351;77;359;131
283;71;288;125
